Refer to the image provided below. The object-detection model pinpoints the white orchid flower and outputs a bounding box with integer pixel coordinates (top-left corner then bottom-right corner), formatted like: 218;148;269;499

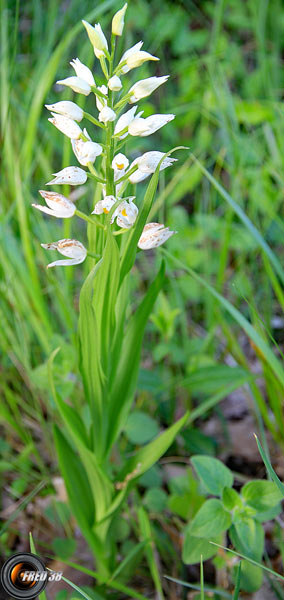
128;113;175;137
46;166;87;185
119;41;143;73
45;101;84;122
32;191;75;218
112;153;129;172
125;50;159;71
92;195;116;217
71;138;103;166
96;85;108;112
99;106;116;124
112;3;127;36
138;223;176;250
82;21;108;58
116;199;138;228
48;113;82;139
108;75;122;91
41;239;87;268
129;75;169;103
56;76;91;96
70;58;95;87
114;106;143;139
129;151;177;184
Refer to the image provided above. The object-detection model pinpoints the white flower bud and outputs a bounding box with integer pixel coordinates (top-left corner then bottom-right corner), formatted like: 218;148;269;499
129;76;169;103
99;106;116;124
114;106;140;139
71;138;102;166
46;166;87;185
45;101;84;122
32;191;75;218
96;85;108;112
108;75;122;91
92;195;116;216
82;20;108;58
48;113;82;139
41;238;87;268
126;50;159;71
56;76;91;96
119;41;143;74
70;58;95;87
138;223;176;250
112;3;127;36
128;113;175;137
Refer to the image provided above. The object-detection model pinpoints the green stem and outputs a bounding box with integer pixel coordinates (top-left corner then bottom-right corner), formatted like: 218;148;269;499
75;209;105;229
86;172;106;184
83;111;106;129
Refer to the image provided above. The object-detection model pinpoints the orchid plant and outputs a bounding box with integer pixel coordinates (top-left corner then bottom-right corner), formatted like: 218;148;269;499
35;4;187;576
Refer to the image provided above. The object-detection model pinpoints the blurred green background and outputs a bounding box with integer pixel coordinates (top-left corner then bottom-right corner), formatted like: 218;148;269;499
1;0;284;595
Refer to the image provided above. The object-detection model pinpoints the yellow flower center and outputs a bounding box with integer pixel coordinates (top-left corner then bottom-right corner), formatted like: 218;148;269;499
103;208;109;214
116;163;124;170
121;208;127;217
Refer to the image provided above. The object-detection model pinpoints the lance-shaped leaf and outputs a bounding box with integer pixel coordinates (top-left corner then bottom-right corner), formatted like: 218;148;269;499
106;260;166;452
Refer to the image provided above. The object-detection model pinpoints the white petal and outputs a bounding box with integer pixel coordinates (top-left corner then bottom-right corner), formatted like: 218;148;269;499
45;101;83;121
70;58;95;87
49;114;82;139
99;106;116;124
56;76;91;96
46;167;87;185
108;75;122;91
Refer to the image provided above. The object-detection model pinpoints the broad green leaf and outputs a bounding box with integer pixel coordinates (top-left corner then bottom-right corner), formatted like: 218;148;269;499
182;531;221;565
189;499;231;538
143;488;168;512
51;538;76;560
242;480;283;512
106;261;166;451
124;411;160;445
183;365;251;396
191;455;233;496
236;561;263;593
229;518;264;562
222;487;242;511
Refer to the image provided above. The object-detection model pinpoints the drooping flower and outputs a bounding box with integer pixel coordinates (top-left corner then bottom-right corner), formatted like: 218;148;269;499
41;238;87;268
82;21;108;59
56;76;91;96
70;58;95;87
116;199;138;228
32;191;76;218
114;106;143;139
112;3;127;36
99;106;116;124
128;151;177;183
46;166;87;185
71;137;103;166
125;50;159;71
119;41;143;74
96;85;108;112
138;223;176;249
128;113;175;137
48;113;82;139
129;76;169;103
108;75;122;91
45;101;84;122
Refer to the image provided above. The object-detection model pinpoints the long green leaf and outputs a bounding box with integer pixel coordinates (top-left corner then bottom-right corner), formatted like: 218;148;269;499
106;260;166;451
210;542;284;582
254;435;284;496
